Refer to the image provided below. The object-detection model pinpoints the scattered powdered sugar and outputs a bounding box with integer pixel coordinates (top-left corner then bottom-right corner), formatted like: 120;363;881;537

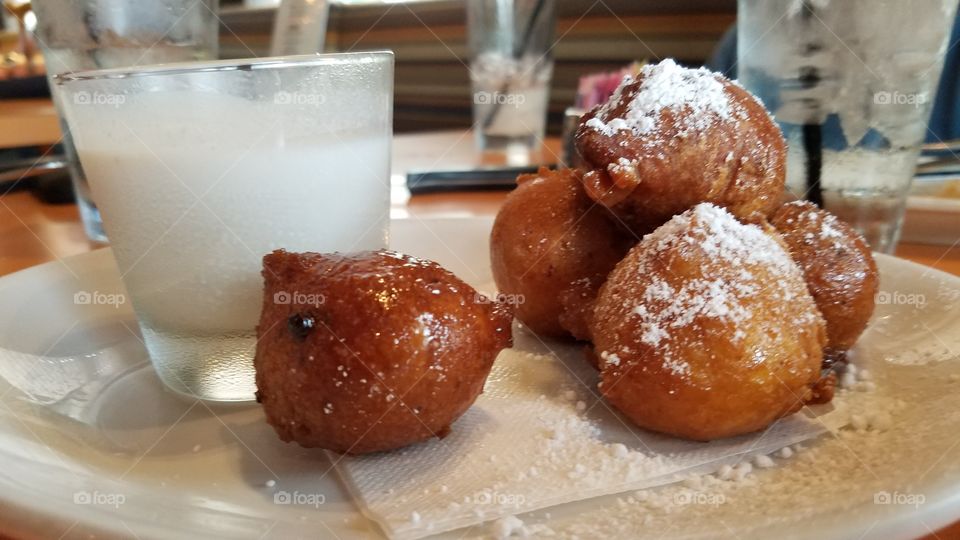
638;317;668;349
646;203;795;275
331;266;960;539
781;200;856;249
334;257;960;538
491;349;958;540
838;363;877;393
338;331;836;540
606;156;638;175
819;218;844;241
600;203;811;379
730;462;753;482
599;350;621;368
489;515;525;538
753;454;776;469
635;278;753;335
584;59;746;140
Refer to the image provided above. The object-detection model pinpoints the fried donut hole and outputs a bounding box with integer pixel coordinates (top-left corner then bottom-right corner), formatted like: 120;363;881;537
590;203;826;441
575;59;785;234
254;249;513;454
770;201;879;356
490;167;633;339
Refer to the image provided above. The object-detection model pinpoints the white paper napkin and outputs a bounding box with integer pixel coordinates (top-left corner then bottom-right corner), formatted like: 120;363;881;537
333;326;841;539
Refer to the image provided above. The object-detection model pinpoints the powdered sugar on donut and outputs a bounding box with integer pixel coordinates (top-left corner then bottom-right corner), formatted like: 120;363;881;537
781;200;859;249
598;203;817;377
584;59;747;139
646;202;796;276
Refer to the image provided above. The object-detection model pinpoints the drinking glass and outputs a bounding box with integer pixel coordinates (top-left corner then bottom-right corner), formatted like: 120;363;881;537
737;0;957;253
467;0;556;166
31;0;219;243
55;52;394;401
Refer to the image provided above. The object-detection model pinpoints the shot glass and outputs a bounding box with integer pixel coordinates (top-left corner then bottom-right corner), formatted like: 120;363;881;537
32;0;220;243
55;52;394;401
737;0;957;253
468;0;556;166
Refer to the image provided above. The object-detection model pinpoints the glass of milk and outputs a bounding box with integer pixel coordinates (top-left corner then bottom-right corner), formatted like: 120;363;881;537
54;52;394;402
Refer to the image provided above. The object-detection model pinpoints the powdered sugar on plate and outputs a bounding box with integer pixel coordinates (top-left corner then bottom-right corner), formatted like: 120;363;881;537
476;345;951;540
477;254;958;539
584;59;748;140
331;254;960;540
333;321;842;540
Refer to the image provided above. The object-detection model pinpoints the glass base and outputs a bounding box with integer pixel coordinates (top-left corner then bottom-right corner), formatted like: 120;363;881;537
143;327;258;402
476;132;543;167
821;191;907;255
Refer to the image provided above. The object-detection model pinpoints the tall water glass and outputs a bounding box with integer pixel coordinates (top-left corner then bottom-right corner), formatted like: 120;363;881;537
737;0;957;253
468;0;556;166
55;53;394;401
32;0;219;243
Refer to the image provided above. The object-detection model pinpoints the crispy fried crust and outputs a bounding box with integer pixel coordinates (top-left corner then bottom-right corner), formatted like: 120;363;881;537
255;250;513;454
807;370;837;405
770;201;879;354
589;204;825;441
490;167;634;339
575;73;785;235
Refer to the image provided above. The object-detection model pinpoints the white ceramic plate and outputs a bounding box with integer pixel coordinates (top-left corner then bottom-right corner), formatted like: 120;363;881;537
0;217;959;540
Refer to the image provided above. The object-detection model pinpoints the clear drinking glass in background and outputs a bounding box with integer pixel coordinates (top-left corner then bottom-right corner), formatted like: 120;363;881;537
737;0;957;253
468;0;556;166
55;52;394;401
31;0;220;243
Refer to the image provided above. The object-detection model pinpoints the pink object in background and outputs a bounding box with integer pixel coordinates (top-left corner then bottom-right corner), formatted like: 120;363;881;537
575;61;645;110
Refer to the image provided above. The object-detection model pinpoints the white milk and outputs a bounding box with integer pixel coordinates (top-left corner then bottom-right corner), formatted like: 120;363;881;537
70;89;390;400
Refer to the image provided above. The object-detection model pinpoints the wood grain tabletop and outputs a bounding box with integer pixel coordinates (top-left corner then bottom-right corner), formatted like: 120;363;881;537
4;188;960;279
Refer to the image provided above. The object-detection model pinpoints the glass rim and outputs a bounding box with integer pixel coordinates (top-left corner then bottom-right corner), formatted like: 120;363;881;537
53;50;394;85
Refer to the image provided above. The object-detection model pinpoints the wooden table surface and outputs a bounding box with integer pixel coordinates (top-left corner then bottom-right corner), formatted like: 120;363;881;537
3;184;960;278
0;98;60;150
0;131;959;539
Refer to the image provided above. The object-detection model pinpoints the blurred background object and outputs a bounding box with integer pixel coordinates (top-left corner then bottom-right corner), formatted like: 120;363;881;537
0;1;44;85
212;0;737;134
575;61;643;110
270;0;329;55
709;13;960;145
559;62;644;166
467;0;556;166
5;0;960;250
2;0;738;134
0;0;737;226
27;0;219;242
736;0;957;254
